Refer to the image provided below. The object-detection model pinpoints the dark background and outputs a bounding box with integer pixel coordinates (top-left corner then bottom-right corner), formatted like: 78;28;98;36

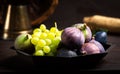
1;0;120;30
41;0;120;30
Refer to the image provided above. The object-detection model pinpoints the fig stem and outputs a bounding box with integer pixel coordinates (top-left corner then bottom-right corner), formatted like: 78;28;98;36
24;34;29;41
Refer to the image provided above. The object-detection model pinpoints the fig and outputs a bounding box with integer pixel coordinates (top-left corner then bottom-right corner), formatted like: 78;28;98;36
61;27;85;49
81;43;100;55
56;48;77;57
73;23;92;42
14;33;34;54
89;39;105;53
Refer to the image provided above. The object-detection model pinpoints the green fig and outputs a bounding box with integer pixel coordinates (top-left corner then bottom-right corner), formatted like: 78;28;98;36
14;33;34;54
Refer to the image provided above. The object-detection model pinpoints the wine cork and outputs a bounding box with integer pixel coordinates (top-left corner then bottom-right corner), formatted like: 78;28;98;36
83;15;120;34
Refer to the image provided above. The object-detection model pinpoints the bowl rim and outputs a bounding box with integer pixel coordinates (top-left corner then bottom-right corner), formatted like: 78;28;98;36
12;43;111;58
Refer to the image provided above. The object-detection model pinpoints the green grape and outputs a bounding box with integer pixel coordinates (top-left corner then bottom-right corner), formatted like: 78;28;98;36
52;37;61;46
49;44;57;53
31;37;39;45
43;46;51;53
50;27;58;33
45;39;52;45
47;32;55;39
40;24;46;32
55;30;63;36
35;44;43;51
31;22;63;56
45;29;49;33
33;50;44;56
33;28;41;33
32;32;41;38
46;52;54;56
39;33;47;39
37;39;46;47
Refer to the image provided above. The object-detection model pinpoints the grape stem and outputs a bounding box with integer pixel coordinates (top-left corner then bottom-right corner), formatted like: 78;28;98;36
54;22;57;29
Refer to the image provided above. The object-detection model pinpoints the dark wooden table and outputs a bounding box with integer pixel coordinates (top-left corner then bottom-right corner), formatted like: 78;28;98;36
0;0;120;72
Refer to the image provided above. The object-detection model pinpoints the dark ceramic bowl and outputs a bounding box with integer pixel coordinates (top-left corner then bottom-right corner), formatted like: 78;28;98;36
13;43;111;68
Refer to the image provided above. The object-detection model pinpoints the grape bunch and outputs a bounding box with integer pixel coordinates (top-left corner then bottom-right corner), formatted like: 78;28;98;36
31;23;63;56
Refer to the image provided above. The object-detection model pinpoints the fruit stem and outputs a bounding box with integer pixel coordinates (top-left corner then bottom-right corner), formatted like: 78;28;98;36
24;34;29;41
79;23;86;31
24;34;31;41
54;22;57;29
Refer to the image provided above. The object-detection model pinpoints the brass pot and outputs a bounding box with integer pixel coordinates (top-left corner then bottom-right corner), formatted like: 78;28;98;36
0;0;58;40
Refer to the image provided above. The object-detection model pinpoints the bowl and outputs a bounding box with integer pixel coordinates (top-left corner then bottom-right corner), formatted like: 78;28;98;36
12;43;111;68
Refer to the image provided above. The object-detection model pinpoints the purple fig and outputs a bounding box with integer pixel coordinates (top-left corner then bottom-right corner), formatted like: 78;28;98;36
73;23;92;42
61;27;85;49
89;39;105;53
81;43;100;55
57;48;77;57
